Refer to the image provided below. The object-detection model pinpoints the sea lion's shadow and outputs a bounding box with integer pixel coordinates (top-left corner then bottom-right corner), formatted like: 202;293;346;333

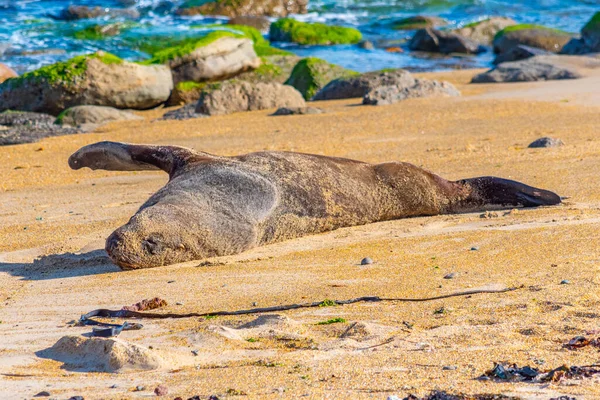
0;249;120;281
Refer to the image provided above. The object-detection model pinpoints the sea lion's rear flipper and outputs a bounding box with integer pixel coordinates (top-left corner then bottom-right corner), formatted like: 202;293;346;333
458;176;561;209
68;141;203;176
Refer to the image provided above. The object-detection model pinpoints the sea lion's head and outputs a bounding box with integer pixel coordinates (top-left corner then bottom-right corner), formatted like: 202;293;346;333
105;204;209;270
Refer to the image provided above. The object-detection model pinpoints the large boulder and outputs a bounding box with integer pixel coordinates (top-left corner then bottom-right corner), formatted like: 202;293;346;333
0;52;173;115
196;81;306;116
363;78;460;106
56;105;143;126
313;69;416;101
391;15;447;30
493;44;551;64
0;63;17;84
454;17;516;44
38;336;163;373
471;55;600;83
176;0;308;17
285;58;358;100
144;33;261;85
409;28;485;54
0;111;80;146
493;24;572;54
237;55;301;84
269;18;362;46
56;5;140;20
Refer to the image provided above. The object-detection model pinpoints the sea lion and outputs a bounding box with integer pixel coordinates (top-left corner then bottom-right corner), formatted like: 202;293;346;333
69;141;561;270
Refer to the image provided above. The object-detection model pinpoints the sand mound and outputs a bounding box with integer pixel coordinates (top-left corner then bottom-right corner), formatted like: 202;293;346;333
38;335;164;372
237;314;298;329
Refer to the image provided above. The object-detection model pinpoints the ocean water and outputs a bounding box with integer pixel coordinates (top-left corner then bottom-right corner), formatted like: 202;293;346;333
0;0;597;74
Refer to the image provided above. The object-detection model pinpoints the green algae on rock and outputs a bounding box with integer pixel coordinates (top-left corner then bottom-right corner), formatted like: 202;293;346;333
166;81;208;106
270;18;362;46
582;12;600;51
285;57;358;100
192;24;292;56
392;15;447;30
72;23;130;40
236;55;300;84
0;52;172;115
493;24;572;54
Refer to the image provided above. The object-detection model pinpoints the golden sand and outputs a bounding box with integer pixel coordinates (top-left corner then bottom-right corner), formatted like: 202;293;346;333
0;70;599;399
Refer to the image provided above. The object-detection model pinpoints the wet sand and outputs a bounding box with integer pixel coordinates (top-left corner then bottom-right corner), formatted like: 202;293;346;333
1;69;600;399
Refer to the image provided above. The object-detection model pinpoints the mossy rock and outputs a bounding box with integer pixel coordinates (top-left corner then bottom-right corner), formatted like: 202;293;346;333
582;12;600;51
454;17;516;44
392;15;446;30
72;23;131;40
493;24;572;54
583;11;600;33
176;0;308;18
192;24;292;56
284;57;358;100
270;18;362;46
3;52;123;90
0;52;172;115
166;81;208;107
236;55;300;84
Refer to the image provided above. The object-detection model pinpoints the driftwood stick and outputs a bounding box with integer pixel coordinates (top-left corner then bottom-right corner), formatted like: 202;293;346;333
81;286;522;324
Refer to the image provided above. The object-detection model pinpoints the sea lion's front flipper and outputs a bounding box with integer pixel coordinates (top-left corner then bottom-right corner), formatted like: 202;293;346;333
68;141;204;176
458;176;561;209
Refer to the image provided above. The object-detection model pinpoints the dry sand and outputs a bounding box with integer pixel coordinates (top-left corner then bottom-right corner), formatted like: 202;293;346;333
1;70;600;399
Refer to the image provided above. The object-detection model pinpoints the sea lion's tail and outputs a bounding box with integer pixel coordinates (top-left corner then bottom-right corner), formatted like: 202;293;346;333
457;177;561;209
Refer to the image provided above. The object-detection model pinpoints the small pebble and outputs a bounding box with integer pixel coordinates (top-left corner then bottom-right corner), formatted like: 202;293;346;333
154;384;168;396
135;385;145;392
387;396;402;400
110;384;118;389
360;257;373;265
443;365;457;370
444;272;457;279
470;246;479;251
176;302;183;305
191;350;199;356
68;397;84;400
252;302;258;306
34;392;50;397
560;280;570;285
167;280;175;283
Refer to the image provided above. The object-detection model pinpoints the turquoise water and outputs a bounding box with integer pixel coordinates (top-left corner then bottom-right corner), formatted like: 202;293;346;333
0;0;597;74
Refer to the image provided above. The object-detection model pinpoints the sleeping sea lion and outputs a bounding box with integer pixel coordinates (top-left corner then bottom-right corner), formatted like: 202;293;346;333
69;141;561;270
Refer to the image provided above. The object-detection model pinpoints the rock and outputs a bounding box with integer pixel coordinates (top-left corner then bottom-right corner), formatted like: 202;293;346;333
236;55;301;84
360;257;373;265
57;5;140;20
528;137;565;148
0;63;17;84
73;23;127;40
37;335;164;373
56;105;143;127
443;365;457;370
444;272;457;279
358;40;375;50
471;55;595;83
0;111;80;146
160;104;207;121
391;15;447;30
313;68;415;101
454;17;516;44
68;397;84;400
135;386;145;391
493;24;572;55
228;16;271;32
363;78;460;106
0;52;173;115
166;81;207;107
581;12;600;52
560;279;570;285
285;57;358;100
196;81;306;116
471;246;479;251
154;385;169;396
409;28;485;54
149;35;261;85
560;38;589;55
34;392;50;397
272;107;323;115
493;44;551;64
269;18;362;46
177;0;308;18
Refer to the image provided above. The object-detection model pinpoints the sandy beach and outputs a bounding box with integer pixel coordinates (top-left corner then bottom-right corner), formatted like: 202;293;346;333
1;69;600;399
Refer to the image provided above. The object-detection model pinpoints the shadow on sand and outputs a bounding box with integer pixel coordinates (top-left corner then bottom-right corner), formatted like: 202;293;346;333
0;249;121;281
